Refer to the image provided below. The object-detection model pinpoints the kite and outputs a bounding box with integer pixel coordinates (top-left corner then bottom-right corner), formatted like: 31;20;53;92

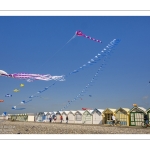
12;106;26;110
0;100;4;102
5;94;12;97
82;108;92;110
0;70;65;82
60;39;121;111
75;30;102;43
13;89;20;92
20;84;24;87
21;99;32;104
89;95;92;97
2;112;7;116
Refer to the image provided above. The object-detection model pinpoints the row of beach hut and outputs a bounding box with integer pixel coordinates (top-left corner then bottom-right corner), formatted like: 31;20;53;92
2;106;150;126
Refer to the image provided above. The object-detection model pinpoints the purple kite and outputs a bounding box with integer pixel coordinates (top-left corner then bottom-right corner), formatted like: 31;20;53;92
0;70;65;82
75;30;102;43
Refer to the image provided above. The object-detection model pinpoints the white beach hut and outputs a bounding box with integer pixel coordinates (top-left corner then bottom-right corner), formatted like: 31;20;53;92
35;112;45;122
82;109;93;124
26;113;35;122
74;110;85;124
56;111;63;123
62;111;70;123
68;110;76;123
91;108;104;124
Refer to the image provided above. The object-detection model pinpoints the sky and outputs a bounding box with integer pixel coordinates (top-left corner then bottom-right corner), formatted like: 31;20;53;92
0;16;150;114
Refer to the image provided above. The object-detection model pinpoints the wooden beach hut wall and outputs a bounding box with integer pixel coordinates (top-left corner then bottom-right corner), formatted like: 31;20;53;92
114;108;130;126
56;111;63;122
11;114;28;122
74;110;85;124
102;108;116;124
129;106;147;126
91;108;104;124
68;111;76;123
146;108;150;124
62;111;70;123
27;113;35;122
82;110;93;124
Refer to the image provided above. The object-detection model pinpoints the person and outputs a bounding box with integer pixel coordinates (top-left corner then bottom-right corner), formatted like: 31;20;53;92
49;116;52;123
112;114;116;126
144;114;149;127
66;115;68;123
54;116;56;123
60;115;63;123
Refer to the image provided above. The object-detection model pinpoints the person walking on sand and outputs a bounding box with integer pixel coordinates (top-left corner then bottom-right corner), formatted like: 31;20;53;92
54;116;56;123
49;116;52;123
112;114;116;126
60;115;63;123
66;115;68;123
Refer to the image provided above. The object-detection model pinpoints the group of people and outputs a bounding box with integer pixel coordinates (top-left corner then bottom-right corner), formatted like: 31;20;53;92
49;115;69;123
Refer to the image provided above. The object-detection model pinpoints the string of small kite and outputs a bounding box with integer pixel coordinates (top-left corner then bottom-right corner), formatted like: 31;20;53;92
10;38;120;112
0;30;118;114
59;39;121;111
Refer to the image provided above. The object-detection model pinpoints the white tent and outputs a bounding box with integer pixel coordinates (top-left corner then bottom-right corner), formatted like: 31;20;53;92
82;110;93;124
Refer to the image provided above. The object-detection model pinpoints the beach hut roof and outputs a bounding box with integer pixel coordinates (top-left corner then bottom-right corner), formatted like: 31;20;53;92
75;110;85;115
68;110;77;114
129;106;147;113
62;111;70;115
115;108;130;113
103;108;116;113
146;108;150;113
92;108;104;113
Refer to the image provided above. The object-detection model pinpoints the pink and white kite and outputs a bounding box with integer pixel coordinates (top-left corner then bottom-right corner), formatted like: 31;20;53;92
75;30;102;43
0;70;65;82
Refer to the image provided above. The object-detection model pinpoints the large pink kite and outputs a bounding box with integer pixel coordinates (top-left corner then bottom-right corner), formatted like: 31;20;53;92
0;70;65;82
75;30;102;43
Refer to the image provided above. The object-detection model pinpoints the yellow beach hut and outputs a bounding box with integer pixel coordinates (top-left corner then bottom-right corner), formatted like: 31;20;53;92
114;108;130;126
129;106;147;126
102;108;116;124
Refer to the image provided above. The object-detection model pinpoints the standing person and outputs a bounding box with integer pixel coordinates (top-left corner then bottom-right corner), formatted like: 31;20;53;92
54;116;56;123
66;115;68;123
112;114;116;126
49;116;52;123
60;115;63;123
144;113;149;127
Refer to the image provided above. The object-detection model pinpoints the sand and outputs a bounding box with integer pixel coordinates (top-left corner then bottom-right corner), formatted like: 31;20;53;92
0;120;150;134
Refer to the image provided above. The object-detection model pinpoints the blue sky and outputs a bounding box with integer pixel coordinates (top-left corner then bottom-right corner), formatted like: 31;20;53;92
0;16;150;114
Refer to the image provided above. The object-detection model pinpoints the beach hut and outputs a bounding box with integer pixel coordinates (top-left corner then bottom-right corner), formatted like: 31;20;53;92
91;108;104;124
74;110;85;124
146;108;150;124
129;106;147;126
82;110;93;124
102;108;116;124
55;111;63;123
68;110;76;123
62;111;70;123
26;113;35;122
35;112;45;122
114;108;130;126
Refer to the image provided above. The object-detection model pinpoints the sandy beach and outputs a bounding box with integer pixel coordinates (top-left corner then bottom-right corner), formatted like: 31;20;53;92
0;120;150;134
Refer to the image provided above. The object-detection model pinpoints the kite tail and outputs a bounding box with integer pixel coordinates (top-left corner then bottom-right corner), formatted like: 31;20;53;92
51;75;65;81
